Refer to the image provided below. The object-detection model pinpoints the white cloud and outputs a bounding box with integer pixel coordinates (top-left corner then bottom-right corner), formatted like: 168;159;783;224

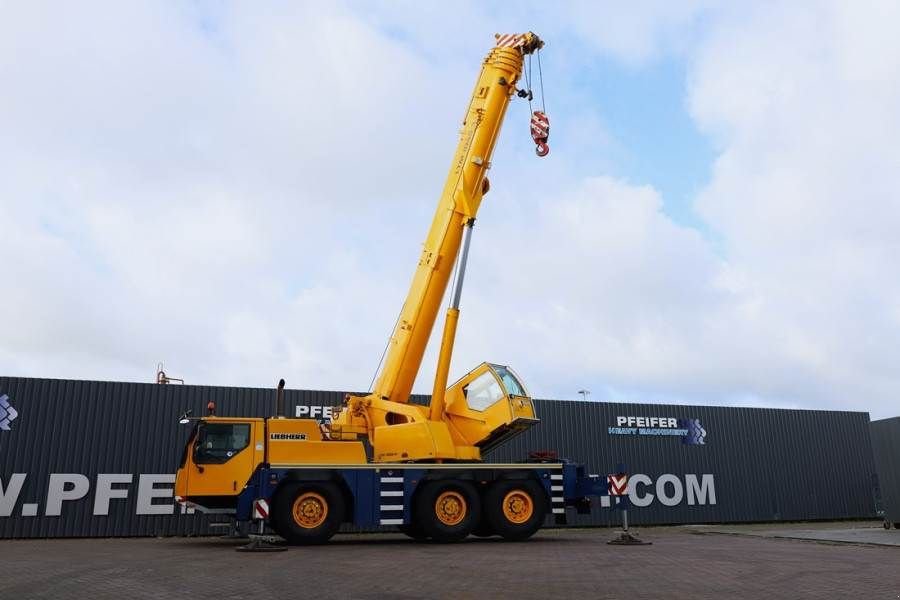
448;1;900;418
566;0;712;66
2;1;900;420
686;1;900;416
0;1;449;386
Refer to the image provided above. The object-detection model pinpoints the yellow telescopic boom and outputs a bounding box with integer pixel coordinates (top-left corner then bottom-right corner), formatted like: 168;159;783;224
329;33;546;461
373;32;543;406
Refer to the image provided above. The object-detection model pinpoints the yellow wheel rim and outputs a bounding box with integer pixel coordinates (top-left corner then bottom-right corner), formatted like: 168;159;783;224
292;491;328;529
435;490;467;526
502;490;534;524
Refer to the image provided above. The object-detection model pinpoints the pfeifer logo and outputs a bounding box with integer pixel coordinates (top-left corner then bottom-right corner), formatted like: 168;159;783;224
681;418;707;445
0;394;18;431
608;415;708;445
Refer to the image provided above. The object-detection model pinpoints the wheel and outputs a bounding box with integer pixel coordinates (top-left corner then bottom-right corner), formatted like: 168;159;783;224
483;479;547;541
271;482;344;545
413;480;480;542
894;522;900;530
399;521;429;541
885;520;892;530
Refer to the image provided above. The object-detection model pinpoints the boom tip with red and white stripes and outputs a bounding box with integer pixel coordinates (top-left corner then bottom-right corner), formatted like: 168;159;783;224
495;33;551;156
494;32;544;54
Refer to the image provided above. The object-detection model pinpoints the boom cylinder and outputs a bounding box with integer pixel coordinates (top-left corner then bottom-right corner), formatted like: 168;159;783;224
450;221;474;309
429;221;475;420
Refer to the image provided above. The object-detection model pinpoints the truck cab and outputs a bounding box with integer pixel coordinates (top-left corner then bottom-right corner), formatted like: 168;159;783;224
175;418;265;510
175;416;368;510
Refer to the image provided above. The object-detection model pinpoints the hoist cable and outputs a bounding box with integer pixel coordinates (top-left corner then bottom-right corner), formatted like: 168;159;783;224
526;52;534;115
368;308;402;392
537;48;546;114
525;51;532;90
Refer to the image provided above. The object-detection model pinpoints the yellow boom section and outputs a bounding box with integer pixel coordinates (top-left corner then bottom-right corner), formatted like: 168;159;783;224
372;32;543;405
328;33;544;461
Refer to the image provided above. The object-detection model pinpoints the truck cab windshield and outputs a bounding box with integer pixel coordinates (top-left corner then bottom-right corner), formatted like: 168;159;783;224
194;422;251;464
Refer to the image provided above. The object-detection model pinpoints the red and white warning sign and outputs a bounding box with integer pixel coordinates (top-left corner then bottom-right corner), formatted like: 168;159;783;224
608;474;628;496
253;498;269;520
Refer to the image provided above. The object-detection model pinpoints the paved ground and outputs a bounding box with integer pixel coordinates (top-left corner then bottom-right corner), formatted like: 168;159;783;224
3;525;900;599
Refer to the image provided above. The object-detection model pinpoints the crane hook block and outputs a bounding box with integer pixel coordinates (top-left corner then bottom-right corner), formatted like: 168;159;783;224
531;111;550;157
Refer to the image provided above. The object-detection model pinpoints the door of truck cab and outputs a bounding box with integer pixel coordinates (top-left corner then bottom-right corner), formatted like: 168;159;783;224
183;418;263;498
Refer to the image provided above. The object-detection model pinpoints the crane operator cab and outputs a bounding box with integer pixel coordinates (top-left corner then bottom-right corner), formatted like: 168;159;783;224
441;362;539;453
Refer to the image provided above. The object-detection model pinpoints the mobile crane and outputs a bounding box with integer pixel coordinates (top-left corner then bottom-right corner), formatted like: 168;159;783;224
174;32;604;544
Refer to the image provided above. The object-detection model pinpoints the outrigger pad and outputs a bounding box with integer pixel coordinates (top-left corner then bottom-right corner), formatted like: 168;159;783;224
236;535;288;552
607;531;652;546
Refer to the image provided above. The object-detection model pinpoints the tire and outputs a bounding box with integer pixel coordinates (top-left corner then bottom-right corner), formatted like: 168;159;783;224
271;482;344;545
399;521;429;541
894;522;900;530
413;480;480;542
885;520;892;530
483;479;547;541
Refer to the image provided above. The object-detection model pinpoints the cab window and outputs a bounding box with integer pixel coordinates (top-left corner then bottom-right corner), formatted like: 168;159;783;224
491;364;527;397
464;371;505;411
194;423;251;464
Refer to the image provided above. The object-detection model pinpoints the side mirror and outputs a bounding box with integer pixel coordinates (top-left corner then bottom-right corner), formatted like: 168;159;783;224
178;409;193;425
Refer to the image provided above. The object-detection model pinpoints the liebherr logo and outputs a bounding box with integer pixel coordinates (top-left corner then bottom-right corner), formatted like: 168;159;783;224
0;394;18;431
270;433;307;441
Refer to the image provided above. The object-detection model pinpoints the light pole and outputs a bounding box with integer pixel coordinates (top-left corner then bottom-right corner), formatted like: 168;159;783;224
577;389;590;401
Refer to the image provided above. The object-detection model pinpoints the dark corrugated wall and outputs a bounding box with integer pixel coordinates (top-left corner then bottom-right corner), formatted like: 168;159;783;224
489;400;876;526
0;376;878;538
871;417;900;524
0;376;346;538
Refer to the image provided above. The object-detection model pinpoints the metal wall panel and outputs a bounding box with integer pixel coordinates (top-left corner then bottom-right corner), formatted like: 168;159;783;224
490;400;877;526
871;417;900;524
0;376;877;538
0;376;347;538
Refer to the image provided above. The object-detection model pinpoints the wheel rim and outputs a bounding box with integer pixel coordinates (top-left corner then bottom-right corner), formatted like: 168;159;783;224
502;489;534;524
292;491;328;529
434;490;467;526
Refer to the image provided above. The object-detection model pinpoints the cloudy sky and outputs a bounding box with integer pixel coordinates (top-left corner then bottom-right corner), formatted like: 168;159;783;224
2;1;899;418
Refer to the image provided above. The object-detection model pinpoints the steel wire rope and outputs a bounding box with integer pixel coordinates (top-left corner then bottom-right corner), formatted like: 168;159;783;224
537;48;546;114
368;308;402;392
526;52;534;115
